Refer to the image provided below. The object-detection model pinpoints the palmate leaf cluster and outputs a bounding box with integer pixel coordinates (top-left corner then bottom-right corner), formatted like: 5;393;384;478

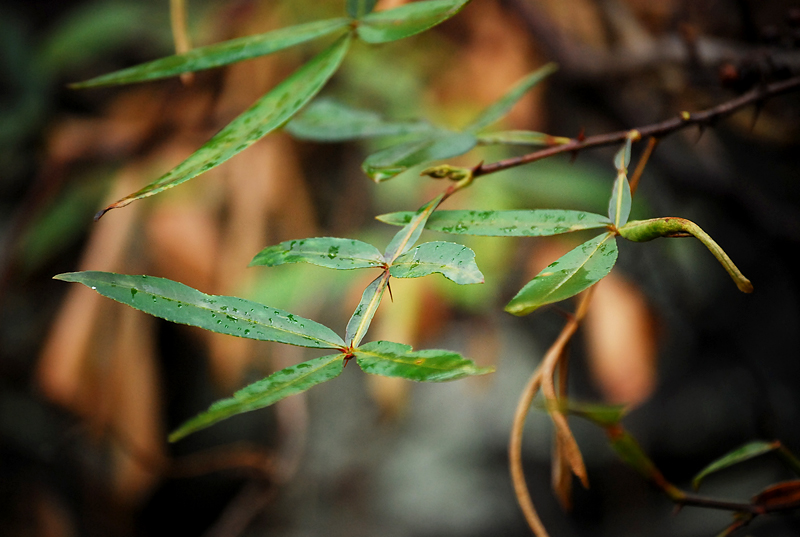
56;0;753;444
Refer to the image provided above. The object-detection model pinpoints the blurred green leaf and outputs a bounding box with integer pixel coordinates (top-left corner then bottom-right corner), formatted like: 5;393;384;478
96;33;351;216
391;241;484;284
693;441;781;490
362;131;476;182
608;171;631;228
383;194;444;262
505;233;618;316
377;209;611;236
357;0;470;44
286;98;434;141
556;400;628;427
476;130;570;146
607;427;662;483
466;63;558;132
54;271;346;349
345;271;389;347
249;237;384;270
169;353;345;441
347;0;379;18
354;341;493;381
71;17;350;88
614;137;632;170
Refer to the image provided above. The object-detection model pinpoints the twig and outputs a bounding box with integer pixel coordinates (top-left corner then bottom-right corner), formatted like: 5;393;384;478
474;75;800;179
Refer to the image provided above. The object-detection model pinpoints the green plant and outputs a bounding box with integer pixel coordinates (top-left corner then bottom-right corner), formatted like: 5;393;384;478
53;0;800;535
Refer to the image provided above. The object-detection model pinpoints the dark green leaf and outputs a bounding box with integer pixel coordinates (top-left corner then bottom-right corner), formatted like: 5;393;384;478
377;209;611;236
170;353;345;441
345;271;389;347
383;194;444;262
607;428;662;482
693;441;781;490
391;241;483;284
354;341;493;381
286;98;434;141
96;34;351;217
347;0;379;18
54;271;346;349
476;130;570;146
466;63;558;132
357;0;471;43
608;171;631;228
362;131;476;182
249;237;384;270
505;233;618;316
72;18;350;88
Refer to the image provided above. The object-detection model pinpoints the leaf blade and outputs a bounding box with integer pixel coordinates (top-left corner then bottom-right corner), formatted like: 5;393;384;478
377;209;611;236
356;0;471;44
345;271;389;347
55;271;346;348
505;233;618;316
383;194;445;262
390;241;484;284
169;353;345;441
249;237;384;270
693;441;781;490
466;63;558;132
354;341;493;381
72;18;351;88
362;131;477;182
97;33;352;217
347;0;379;18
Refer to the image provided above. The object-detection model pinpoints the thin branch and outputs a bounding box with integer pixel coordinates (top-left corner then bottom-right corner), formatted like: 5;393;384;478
629;137;658;196
474;75;800;178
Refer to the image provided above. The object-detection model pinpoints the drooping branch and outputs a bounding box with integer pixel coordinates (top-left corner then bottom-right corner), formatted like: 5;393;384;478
474;74;800;178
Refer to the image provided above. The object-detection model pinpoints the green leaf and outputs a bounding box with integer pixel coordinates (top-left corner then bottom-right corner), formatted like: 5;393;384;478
72;18;351;88
169;353;345;441
54;271;346;349
345;271;389;347
354;341;493;381
383;194;444;262
614;137;632;170
608;171;632;228
556;400;628;427
390;241;483;284
466;63;558;132
356;0;471;44
377;209;611;236
285;98;434;141
693;441;781;490
505;233;618;316
249;237;384;270
96;34;351;217
347;0;379;18
362;131;477;182
476;130;571;146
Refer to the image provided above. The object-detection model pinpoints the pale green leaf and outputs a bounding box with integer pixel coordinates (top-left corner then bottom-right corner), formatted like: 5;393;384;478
383;194;444;262
170;353;345;441
377;209;611;236
357;0;471;44
693;441;781;490
249;237;384;270
362;131;476;182
354;341;493;381
345;271;389;347
614;137;632;170
72;18;351;88
391;241;483;284
96;34;351;217
476;130;571;146
54;271;346;348
285;98;434;141
466;63;558;132
608;171;632;228
347;0;379;18
505;233;618;316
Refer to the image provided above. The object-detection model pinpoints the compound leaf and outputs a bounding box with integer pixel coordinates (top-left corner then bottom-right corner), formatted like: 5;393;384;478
505;233;618;316
96;33;351;217
250;237;384;270
466;63;558;132
286;98;434;141
169;353;345;441
72;18;350;88
391;241;483;284
354;341;493;381
357;0;471;44
377;209;611;236
54;271;346;349
362;131;477;182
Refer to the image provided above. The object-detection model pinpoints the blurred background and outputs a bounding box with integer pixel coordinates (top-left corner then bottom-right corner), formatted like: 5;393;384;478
1;0;800;535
